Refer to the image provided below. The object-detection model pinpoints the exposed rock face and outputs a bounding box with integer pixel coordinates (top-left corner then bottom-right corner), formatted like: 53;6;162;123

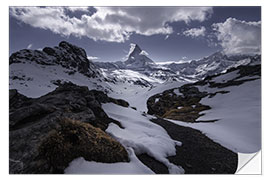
9;41;100;78
9;82;129;174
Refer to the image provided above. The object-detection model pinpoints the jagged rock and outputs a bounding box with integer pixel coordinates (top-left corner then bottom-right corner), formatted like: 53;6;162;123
9;82;130;174
9;41;100;78
9;89;31;111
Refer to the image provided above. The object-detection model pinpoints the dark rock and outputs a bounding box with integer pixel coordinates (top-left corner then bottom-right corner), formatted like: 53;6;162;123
109;98;129;107
147;85;208;121
43;47;56;56
9;82;130;174
59;41;87;58
9;89;31;112
131;107;137;110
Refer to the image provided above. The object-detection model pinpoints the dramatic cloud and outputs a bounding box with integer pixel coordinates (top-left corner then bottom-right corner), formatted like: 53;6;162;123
10;7;213;43
183;26;206;38
26;44;32;49
65;7;90;12
212;18;261;55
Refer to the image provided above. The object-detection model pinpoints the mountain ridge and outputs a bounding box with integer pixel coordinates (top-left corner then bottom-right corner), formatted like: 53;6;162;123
95;43;261;81
10;41;101;78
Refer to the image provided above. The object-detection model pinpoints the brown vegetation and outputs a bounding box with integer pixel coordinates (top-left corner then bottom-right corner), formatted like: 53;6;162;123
38;118;129;173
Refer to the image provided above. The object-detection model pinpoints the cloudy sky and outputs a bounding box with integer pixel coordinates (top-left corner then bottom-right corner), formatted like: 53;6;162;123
9;6;261;62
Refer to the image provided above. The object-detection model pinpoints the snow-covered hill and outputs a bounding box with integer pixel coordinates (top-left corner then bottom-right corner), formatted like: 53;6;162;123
9;41;113;97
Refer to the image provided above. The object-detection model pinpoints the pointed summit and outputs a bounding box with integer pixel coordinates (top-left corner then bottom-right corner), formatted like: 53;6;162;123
127;43;142;58
125;44;154;67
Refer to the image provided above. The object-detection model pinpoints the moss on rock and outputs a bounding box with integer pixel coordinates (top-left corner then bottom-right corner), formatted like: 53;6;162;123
38;118;129;173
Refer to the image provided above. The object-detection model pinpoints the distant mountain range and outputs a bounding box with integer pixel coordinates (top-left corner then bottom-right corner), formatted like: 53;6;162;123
95;43;261;81
9;41;261;98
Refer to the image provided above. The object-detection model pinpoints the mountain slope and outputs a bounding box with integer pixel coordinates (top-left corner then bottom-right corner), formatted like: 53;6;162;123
9;41;115;97
147;63;261;153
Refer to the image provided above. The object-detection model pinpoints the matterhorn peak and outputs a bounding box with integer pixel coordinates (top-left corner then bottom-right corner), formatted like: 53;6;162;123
125;43;154;66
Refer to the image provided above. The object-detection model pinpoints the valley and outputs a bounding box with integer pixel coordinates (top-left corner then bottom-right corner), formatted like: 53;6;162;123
9;41;261;174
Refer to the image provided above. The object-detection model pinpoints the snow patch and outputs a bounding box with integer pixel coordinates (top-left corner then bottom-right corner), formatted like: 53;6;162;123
65;148;154;174
212;70;240;83
103;103;184;174
139;50;149;56
173;88;182;96
127;43;137;57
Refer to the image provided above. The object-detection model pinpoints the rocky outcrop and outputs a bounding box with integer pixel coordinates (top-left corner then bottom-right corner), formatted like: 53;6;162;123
147;64;261;123
201;64;261;88
147;85;210;122
9;41;100;78
9;82;130;174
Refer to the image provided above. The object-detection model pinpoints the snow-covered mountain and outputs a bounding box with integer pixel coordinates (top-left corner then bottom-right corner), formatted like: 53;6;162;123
95;43;154;70
9;41;261;99
163;52;261;79
95;43;261;82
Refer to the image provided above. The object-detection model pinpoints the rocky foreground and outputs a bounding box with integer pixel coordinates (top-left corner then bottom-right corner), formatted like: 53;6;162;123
9;81;240;174
9;83;129;173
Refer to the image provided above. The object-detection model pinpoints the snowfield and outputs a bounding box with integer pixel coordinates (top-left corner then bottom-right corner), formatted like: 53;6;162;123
9;61;111;98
